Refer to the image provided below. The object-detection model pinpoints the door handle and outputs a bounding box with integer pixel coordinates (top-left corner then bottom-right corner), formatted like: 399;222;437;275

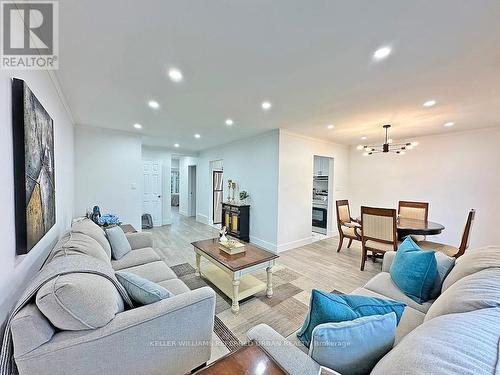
158;195;162;198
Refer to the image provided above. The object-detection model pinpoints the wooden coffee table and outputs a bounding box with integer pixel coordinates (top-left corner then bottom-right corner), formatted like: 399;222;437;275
192;238;278;314
193;341;288;375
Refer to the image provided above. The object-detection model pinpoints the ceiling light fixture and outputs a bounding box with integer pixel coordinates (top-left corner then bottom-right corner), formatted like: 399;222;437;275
423;100;436;107
261;101;272;110
225;119;234;126
444;122;455;127
361;136;367;140
357;124;418;156
133;123;142;129
168;68;183;82
327;124;335;129
373;46;392;61
194;133;201;139
174;143;180;148
148;100;160;109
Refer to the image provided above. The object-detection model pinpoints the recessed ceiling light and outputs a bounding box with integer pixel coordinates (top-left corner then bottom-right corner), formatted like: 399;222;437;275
361;136;367;140
194;133;201;139
133;123;142;129
148;100;160;109
168;68;183;82
423;100;436;107
225;119;234;126
327;124;335;129
261;101;272;110
373;46;392;61
444;122;455;127
174;143;180;148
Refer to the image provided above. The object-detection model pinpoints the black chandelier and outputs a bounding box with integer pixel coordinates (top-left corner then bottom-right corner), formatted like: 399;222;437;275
357;124;418;156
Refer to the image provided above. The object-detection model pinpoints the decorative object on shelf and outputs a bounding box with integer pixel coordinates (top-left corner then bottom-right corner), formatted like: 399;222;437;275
12;78;55;254
222;202;250;242
227;179;232;202
219;226;228;242
219;238;246;255
239;190;249;204
97;214;122;227
89;205;101;224
357;124;418;156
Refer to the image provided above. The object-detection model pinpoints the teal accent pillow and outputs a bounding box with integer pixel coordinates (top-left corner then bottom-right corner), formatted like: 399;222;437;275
309;313;397;375
105;226;131;260
296;290;405;348
390;237;438;304
115;271;172;305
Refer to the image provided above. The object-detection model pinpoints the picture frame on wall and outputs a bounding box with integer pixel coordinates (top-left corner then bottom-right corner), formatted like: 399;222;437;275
12;78;56;255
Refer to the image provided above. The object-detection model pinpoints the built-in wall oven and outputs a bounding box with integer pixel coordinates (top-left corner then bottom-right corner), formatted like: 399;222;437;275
312;204;327;231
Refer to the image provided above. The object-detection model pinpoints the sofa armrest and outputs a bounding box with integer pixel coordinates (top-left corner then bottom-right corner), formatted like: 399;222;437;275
382;251;397;272
126;232;153;249
247;324;320;375
16;287;216;375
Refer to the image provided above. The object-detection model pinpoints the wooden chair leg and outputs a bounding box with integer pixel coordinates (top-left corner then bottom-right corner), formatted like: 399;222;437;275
360;248;367;271
347;238;353;248
336;235;344;252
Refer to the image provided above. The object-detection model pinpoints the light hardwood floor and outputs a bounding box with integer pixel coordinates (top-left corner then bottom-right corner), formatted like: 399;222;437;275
148;208;382;362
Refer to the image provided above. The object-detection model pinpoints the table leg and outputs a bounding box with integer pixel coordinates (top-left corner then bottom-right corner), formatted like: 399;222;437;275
231;275;240;314
195;252;201;277
266;266;273;298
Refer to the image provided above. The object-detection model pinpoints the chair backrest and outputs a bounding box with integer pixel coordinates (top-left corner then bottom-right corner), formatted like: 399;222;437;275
361;206;398;246
456;209;476;258
398;201;429;221
336;200;351;226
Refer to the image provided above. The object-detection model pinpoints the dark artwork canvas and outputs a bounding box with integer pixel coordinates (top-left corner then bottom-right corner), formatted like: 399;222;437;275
12;79;55;254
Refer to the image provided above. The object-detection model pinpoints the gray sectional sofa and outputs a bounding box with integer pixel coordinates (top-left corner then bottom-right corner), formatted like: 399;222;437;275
9;219;216;375
248;246;500;375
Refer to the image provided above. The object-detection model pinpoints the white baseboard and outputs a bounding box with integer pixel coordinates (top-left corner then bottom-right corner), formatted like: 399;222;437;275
276;236;313;253
196;213;209;224
249;235;278;253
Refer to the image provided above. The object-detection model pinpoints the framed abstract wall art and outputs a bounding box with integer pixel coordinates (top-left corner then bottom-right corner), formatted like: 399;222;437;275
12;78;55;254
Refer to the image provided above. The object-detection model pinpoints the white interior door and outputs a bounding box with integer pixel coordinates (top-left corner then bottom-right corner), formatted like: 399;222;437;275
143;160;163;226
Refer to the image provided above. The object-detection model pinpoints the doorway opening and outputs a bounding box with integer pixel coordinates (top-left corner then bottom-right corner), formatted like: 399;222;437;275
312;155;334;241
188;165;197;217
213;171;223;224
143;159;163;227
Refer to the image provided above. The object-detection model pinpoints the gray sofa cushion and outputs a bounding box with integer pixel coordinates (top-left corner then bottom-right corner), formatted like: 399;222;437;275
371;308;500;375
158;279;191;295
351;287;424;345
425;268;500;321
111;247;161;270
11;304;55;357
36;273;125;330
121;261;177;283
442;246;500;292
46;232;110;264
363;272;434;314
72;218;112;258
125;232;154;250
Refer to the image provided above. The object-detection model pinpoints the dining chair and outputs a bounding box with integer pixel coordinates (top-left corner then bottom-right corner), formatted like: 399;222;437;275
398;201;429;241
360;206;398;271
419;209;475;258
335;200;361;252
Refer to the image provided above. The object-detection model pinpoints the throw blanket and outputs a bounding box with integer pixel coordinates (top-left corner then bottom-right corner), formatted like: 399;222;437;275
0;255;133;375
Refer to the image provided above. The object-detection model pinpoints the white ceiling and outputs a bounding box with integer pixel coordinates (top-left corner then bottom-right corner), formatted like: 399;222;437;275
57;0;500;152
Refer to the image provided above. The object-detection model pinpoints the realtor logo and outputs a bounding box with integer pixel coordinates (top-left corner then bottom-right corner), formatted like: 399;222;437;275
1;1;58;69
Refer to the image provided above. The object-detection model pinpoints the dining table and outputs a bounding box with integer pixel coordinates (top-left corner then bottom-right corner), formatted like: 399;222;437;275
356;216;445;238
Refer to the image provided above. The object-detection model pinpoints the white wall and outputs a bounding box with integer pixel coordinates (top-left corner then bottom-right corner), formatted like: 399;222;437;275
178;156;198;216
74;126;142;230
0;70;74;325
277;130;350;251
197;130;280;250
349;127;500;248
142;147;173;225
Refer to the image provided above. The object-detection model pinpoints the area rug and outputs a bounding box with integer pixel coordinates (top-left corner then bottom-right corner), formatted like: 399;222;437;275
170;262;316;351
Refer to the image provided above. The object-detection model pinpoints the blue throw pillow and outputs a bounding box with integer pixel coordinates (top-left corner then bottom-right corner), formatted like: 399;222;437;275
105;226;132;260
309;313;397;375
390;237;438;304
296;290;405;347
115;271;172;305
